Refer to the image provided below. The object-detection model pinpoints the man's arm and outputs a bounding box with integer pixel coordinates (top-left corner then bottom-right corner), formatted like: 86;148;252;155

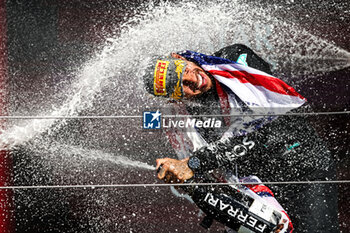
156;132;264;182
187;133;260;172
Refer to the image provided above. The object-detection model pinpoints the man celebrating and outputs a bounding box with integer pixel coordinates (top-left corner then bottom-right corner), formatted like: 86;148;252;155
143;44;338;233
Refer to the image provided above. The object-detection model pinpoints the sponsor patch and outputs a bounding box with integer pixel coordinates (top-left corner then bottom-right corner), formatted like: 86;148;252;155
171;59;186;100
153;60;169;96
237;53;248;66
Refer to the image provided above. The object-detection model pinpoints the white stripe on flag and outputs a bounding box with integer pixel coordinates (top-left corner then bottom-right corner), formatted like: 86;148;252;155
214;75;305;114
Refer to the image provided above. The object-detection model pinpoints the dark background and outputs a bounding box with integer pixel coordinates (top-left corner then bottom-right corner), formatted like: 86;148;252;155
1;0;349;232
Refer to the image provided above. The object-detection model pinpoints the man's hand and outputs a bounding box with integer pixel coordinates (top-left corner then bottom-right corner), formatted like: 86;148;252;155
156;157;194;183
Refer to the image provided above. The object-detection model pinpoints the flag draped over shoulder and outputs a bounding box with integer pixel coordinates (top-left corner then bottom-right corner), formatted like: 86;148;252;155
178;50;306;114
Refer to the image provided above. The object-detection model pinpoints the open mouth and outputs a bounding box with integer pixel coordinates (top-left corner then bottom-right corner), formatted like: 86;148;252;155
197;74;202;88
197;72;207;89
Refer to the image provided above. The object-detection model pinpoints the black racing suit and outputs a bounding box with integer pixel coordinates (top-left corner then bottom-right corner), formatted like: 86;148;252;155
185;44;339;233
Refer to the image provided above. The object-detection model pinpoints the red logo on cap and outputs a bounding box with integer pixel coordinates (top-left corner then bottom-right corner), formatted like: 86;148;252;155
154;60;169;95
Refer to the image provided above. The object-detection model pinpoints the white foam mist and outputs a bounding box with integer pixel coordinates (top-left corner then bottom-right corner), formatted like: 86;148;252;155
58;144;156;170
0;0;349;149
32;142;156;171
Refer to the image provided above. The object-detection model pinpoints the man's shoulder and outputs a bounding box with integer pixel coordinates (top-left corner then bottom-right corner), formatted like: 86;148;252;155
213;44;272;75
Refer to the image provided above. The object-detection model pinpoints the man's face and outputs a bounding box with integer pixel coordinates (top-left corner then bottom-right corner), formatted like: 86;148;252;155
181;60;213;98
